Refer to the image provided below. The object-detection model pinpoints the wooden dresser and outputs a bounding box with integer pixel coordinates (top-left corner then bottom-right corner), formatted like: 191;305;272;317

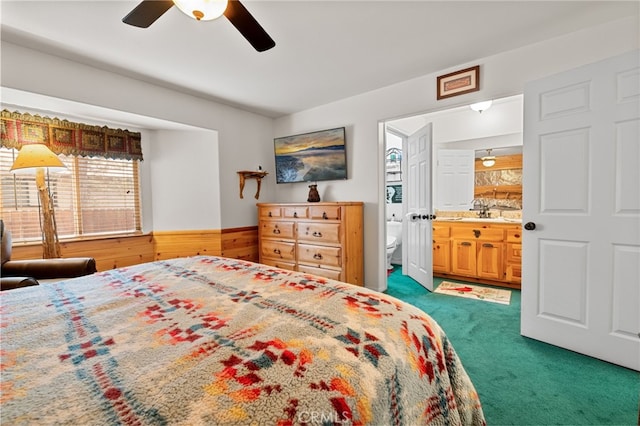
257;202;364;286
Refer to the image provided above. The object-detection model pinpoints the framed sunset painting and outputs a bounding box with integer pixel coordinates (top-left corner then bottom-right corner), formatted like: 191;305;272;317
274;127;347;183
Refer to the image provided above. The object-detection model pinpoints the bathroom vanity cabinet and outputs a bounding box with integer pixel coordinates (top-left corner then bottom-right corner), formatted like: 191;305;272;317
257;202;364;286
504;229;522;283
432;220;522;289
432;223;451;274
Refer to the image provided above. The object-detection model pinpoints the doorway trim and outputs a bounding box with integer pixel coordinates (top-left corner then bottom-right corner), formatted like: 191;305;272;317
385;125;409;274
378;93;525;291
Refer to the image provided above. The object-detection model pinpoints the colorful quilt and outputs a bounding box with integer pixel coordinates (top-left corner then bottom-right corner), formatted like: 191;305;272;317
1;256;485;425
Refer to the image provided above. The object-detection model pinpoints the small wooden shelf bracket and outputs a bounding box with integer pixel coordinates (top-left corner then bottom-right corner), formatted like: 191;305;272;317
237;170;268;199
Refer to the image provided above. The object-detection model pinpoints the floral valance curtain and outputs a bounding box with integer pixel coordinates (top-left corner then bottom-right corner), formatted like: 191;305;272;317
0;109;143;161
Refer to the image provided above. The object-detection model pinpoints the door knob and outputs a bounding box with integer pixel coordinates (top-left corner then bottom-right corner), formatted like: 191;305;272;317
524;222;536;231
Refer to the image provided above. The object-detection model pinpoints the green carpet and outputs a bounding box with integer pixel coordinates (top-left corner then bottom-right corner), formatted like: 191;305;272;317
384;268;639;425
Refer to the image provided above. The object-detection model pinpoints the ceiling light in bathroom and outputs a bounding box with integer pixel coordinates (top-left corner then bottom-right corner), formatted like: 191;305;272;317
470;100;493;113
481;149;496;167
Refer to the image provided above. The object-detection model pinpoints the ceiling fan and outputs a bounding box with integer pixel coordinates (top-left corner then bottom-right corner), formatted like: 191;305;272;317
122;0;275;52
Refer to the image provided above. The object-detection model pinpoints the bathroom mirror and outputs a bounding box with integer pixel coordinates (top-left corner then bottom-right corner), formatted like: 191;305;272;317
473;146;523;209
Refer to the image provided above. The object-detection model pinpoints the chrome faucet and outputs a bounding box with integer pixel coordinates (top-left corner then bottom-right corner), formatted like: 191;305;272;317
470;199;491;218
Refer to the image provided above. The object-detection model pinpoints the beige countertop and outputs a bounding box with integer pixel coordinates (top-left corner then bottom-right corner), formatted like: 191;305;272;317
435;209;522;224
435;217;522;224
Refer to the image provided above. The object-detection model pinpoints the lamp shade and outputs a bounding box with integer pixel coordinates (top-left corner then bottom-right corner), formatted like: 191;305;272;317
173;0;228;20
10;144;67;174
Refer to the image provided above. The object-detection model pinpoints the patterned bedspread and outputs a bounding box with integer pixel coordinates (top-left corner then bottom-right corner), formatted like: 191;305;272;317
1;256;484;425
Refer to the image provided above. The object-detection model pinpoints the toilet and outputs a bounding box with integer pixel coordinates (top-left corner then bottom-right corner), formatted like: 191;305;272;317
386;220;403;270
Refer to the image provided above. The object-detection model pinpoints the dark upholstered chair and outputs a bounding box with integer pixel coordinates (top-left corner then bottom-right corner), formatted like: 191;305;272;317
1;220;97;291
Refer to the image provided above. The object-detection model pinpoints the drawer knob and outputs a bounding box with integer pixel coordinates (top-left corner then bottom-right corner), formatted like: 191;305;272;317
273;227;281;234
273;248;281;255
313;253;323;260
473;229;481;238
268;212;272;217
482;243;494;248
461;242;472;246
312;231;323;237
293;212;298;218
514;233;520;238
322;212;328;219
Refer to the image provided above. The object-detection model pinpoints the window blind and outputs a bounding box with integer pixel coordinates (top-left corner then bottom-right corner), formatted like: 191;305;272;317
0;148;141;242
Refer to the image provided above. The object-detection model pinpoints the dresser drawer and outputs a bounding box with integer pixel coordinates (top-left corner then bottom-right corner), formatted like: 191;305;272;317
298;243;342;268
309;205;341;220
259;206;282;219
506;229;522;243
260;240;296;262
506;243;522;262
261;258;296;272
260;221;295;239
451;227;504;241
297;222;341;244
283;206;308;219
506;264;522;283
432;223;450;238
297;264;342;281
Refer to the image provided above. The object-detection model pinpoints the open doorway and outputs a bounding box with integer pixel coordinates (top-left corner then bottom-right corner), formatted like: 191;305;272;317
383;94;524;289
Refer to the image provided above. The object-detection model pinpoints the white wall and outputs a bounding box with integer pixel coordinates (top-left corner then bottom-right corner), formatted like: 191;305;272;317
274;16;639;291
0;41;274;230
147;130;221;231
437;133;523;153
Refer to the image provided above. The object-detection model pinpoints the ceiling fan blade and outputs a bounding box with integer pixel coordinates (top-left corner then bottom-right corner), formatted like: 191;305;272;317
224;0;275;52
122;0;175;28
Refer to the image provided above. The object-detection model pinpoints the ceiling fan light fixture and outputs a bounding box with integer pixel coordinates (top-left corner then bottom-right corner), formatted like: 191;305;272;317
470;100;493;113
173;0;229;21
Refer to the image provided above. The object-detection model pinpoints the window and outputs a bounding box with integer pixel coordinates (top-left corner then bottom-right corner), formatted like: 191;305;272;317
0;148;142;242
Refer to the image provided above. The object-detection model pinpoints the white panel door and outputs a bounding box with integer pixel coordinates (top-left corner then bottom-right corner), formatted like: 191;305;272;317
522;50;640;370
435;149;475;211
406;124;434;291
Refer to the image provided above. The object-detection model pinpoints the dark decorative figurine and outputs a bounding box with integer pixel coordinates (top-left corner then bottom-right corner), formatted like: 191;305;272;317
307;184;320;202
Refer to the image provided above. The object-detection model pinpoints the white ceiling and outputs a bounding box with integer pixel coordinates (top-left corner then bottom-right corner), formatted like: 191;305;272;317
1;1;637;120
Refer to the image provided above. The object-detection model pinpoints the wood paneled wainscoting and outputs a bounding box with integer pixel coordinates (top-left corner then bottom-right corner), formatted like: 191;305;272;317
9;227;259;271
153;227;259;262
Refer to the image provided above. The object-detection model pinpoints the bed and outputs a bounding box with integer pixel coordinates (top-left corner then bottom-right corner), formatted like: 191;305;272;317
1;256;485;425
